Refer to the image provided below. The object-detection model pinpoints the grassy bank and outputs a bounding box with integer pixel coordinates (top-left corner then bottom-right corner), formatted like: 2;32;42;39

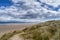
20;20;60;40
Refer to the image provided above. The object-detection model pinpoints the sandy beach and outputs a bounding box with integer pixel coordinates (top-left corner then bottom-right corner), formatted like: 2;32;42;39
0;23;35;37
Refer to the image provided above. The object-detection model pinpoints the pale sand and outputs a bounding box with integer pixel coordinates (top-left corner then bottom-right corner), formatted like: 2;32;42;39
0;23;36;37
9;34;23;40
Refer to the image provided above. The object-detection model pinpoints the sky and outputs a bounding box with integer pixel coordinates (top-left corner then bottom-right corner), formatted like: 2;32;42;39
0;0;60;23
0;0;13;7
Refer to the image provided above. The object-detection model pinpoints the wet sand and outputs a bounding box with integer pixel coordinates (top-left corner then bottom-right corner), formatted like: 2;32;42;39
0;23;35;37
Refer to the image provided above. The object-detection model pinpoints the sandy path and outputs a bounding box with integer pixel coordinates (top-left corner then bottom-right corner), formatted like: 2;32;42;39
9;34;23;40
0;23;35;37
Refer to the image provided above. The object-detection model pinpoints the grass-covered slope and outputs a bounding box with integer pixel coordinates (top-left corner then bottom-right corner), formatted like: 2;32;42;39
0;20;60;40
0;31;21;40
20;20;60;40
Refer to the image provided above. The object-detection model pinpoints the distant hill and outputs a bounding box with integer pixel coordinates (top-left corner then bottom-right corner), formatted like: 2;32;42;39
0;20;60;40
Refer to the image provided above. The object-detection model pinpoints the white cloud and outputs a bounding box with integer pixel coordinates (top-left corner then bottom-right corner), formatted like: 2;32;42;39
40;0;60;7
0;0;60;22
0;16;13;21
12;0;21;3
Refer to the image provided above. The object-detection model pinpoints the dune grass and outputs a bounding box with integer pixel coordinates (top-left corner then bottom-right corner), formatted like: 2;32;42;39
0;30;21;40
20;20;60;40
0;20;60;40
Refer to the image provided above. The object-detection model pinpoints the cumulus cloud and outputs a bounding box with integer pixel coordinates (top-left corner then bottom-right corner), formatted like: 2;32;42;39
40;0;60;7
0;0;60;23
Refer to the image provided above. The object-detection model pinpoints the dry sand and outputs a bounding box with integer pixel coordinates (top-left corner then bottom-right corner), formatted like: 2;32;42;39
9;34;23;40
0;23;36;37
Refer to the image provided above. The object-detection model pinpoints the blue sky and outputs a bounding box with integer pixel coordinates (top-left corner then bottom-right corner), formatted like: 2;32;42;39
0;0;60;23
0;0;13;7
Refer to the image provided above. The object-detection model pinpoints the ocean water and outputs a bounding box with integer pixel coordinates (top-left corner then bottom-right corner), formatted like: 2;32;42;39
0;21;33;25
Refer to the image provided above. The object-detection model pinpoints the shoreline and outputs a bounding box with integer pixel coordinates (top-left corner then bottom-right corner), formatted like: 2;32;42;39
0;23;37;25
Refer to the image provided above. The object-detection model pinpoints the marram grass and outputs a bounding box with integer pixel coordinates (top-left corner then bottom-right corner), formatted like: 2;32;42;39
0;20;60;40
20;20;60;40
